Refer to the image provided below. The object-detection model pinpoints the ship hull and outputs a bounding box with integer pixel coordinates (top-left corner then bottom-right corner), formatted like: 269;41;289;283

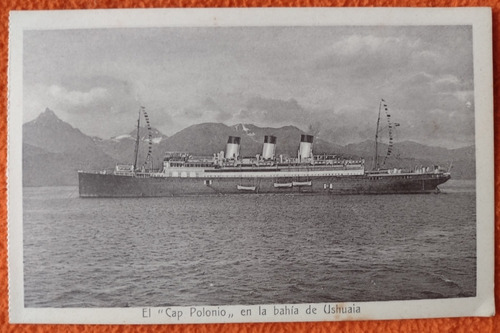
78;171;451;197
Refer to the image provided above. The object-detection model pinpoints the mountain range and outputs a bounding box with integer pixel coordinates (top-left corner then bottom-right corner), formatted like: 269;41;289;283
22;108;475;186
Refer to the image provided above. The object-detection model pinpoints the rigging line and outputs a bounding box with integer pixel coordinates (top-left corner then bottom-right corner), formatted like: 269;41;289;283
382;103;392;165
142;108;154;169
382;102;399;165
132;106;154;171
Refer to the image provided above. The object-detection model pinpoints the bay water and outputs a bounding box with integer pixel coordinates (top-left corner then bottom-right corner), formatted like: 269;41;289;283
23;180;476;307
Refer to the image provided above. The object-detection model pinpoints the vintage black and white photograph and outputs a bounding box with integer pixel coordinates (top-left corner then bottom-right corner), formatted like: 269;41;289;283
8;8;494;324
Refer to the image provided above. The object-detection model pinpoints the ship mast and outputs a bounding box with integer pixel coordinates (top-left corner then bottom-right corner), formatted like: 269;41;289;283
373;99;383;170
133;107;142;171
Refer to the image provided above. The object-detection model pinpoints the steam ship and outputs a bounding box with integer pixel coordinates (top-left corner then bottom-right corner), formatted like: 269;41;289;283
78;102;451;197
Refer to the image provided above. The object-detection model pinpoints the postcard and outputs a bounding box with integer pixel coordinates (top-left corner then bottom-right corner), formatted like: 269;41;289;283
8;7;494;324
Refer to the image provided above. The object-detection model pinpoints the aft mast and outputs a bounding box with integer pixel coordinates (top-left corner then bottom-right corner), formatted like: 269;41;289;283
373;99;383;170
133;106;144;171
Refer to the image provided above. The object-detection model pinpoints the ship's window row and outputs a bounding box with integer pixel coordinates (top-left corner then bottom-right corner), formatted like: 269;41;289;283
129;171;363;178
368;175;418;180
161;172;360;178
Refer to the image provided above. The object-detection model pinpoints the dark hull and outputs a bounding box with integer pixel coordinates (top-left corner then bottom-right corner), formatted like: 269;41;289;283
78;172;451;197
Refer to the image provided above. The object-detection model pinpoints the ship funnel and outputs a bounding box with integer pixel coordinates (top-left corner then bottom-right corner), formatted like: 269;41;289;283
226;136;241;159
299;134;314;160
262;135;277;159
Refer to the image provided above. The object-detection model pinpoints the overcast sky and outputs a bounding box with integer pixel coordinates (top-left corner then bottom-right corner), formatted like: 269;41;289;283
23;25;474;148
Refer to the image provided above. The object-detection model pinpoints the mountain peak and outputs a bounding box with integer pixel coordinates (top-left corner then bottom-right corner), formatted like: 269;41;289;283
40;107;57;118
31;108;63;126
110;126;168;144
23;107;96;154
128;126;166;137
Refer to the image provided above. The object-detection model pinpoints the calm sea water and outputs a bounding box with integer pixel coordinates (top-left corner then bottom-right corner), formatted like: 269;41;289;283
23;180;476;307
